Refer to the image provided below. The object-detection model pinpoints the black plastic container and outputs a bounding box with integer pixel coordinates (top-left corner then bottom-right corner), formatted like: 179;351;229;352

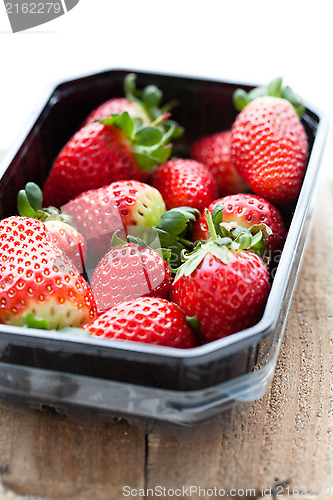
0;70;328;425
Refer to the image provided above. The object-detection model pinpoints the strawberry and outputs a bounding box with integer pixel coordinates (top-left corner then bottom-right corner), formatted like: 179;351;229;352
62;180;166;266
170;207;270;343
0;217;97;329
150;159;218;212
43;221;86;272
83;296;199;348
17;182;86;271
91;243;172;314
43;74;182;208
192;194;285;255
191;130;249;196
83;74;153;125
84;98;149;126
231;78;308;206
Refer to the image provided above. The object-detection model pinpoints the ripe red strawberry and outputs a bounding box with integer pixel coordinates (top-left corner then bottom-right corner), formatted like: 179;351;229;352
43;74;182;208
43;220;86;272
192;194;285;254
191;130;249;196
17;182;87;271
91;243;172;313
84;98;150;126
150;159;218;212
62;180;166;265
231;96;308;206
170;208;270;343
43;120;169;208
84;73;172;127
0;217;97;329
83;296;199;348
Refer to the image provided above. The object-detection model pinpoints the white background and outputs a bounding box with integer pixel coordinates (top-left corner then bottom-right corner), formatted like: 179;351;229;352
0;0;332;174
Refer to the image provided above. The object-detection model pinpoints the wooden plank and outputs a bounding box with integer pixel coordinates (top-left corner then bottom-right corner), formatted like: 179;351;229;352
145;182;333;497
0;409;146;500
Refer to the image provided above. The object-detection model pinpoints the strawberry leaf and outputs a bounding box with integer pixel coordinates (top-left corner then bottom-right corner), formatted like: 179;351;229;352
142;85;163;109
135;126;163;146
149;144;172;163
17;190;37;218
210;245;229;264
157;207;200;237
133;149;159;171
25;182;43;211
127;234;148;248
174;251;207;283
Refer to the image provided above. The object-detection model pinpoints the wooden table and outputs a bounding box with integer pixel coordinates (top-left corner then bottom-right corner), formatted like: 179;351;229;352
0;155;332;499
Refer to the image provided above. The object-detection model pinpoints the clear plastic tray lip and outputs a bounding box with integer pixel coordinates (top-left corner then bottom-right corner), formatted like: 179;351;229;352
0;70;328;362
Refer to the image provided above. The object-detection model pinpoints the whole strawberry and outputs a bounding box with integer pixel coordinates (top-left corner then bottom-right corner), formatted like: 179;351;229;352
62;180;166;265
84;98;149;126
150;159;218;212
231;79;308;206
91;243;172;314
84;297;199;348
17;182;87;271
193;193;285;254
43;74;182;208
171;208;270;343
191;130;248;196
0;217;96;329
84;74;153;125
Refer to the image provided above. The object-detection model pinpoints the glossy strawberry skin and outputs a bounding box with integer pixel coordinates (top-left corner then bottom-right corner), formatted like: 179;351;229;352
231;97;308;206
192;194;285;253
0;217;97;329
150;159;218;212
43;122;146;208
62;180;166;266
91;244;172;314
191;130;248;196
84;98;149;125
84;297;199;348
171;251;270;343
44;220;87;272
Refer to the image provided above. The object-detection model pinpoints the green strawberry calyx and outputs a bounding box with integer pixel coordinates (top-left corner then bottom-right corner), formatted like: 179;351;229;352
233;77;305;117
110;206;200;272
17;182;73;225
22;313;90;336
124;73;184;139
174;204;271;283
102;111;177;172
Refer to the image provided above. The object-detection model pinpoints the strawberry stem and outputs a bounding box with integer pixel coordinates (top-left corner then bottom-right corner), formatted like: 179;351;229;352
205;208;218;241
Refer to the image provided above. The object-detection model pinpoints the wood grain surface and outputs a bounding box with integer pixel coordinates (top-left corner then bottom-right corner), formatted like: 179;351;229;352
0;150;332;499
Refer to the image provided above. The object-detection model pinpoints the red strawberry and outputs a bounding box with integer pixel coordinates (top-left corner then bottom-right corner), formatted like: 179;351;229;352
62;180;166;265
191;130;249;196
170;208;270;343
91;243;172;314
0;217;97;329
43;121;161;207
193;194;285;254
17;182;87;271
43;220;86;272
84;296;199;348
231;96;308;206
150;159;218;212
84;73;173;127
43;74;182;208
84;98;149;126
